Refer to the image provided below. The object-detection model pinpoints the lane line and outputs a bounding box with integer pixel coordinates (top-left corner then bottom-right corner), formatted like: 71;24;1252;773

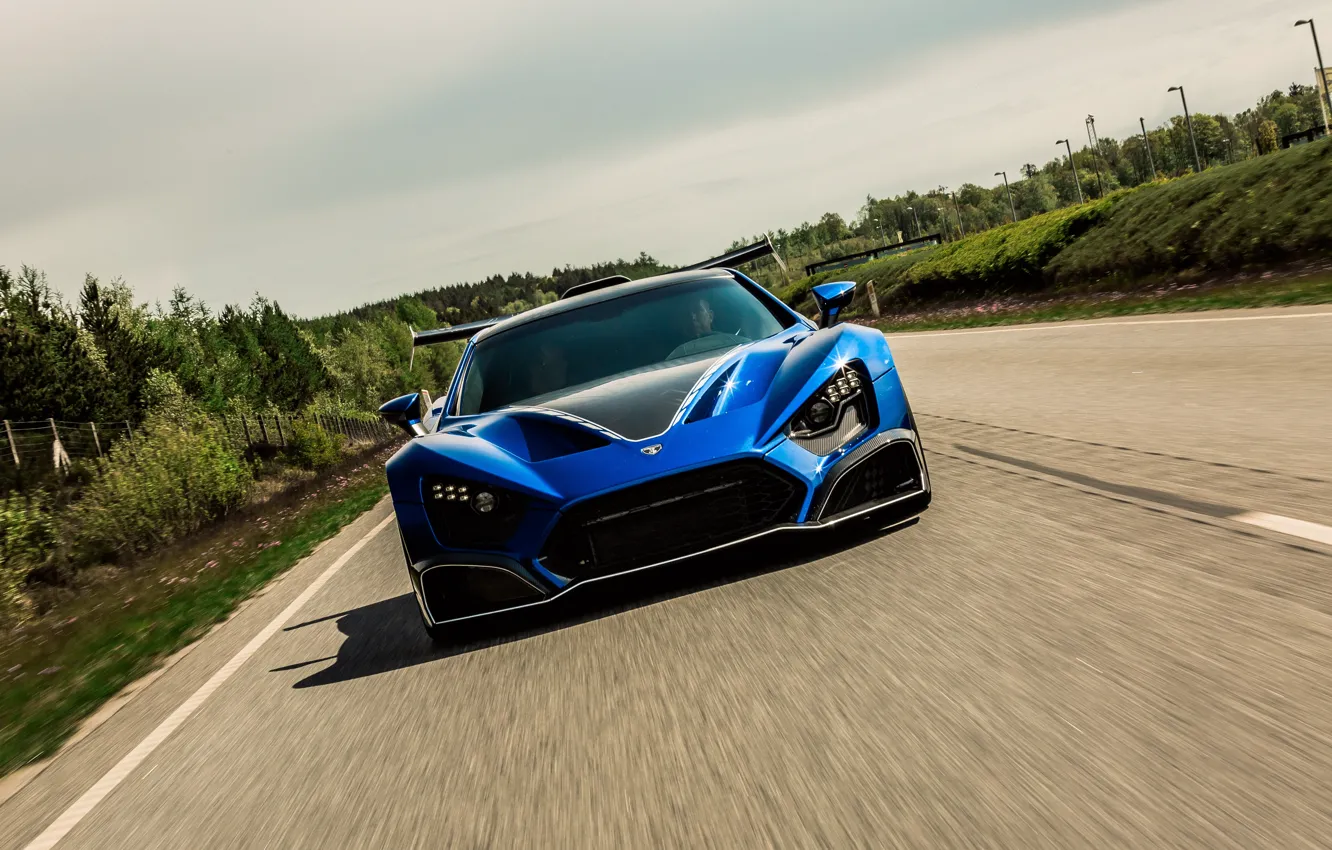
952;444;1236;518
1233;512;1332;547
889;309;1332;339
953;444;1332;550
23;512;397;850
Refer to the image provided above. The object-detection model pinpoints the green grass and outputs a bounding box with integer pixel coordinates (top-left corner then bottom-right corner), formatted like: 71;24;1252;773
0;456;390;777
873;272;1332;332
774;140;1332;320
1047;139;1332;286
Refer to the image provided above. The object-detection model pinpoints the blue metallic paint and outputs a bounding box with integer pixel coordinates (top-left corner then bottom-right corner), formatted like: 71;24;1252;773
383;269;926;627
811;280;857;328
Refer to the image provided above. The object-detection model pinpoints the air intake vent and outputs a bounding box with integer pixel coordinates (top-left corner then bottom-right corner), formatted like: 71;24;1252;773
541;461;804;579
819;442;923;520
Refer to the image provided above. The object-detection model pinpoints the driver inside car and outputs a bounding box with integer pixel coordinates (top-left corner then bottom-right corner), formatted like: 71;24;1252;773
668;296;744;359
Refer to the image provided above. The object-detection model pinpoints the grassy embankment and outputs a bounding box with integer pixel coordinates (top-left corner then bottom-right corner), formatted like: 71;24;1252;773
776;138;1332;328
0;440;395;778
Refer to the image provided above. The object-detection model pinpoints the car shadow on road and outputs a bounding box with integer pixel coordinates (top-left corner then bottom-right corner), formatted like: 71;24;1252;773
282;516;919;688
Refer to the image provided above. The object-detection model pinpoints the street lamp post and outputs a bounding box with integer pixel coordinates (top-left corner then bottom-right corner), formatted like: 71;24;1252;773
870;216;887;247
1056;139;1084;203
1139;117;1158;180
1296;19;1332;133
1085;116;1106;197
951;191;967;237
1168;85;1204;173
995;171;1018;222
906;206;921;240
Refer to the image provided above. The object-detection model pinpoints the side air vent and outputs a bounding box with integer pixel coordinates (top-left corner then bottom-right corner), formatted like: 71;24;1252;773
819;442;923;521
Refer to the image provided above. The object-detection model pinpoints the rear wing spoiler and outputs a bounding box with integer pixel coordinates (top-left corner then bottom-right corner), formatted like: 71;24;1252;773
412;235;783;350
411;317;507;347
557;236;781;301
678;235;780;272
407;316;507;367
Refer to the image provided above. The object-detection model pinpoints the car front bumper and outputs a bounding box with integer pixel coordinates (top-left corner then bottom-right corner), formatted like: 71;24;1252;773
405;427;930;627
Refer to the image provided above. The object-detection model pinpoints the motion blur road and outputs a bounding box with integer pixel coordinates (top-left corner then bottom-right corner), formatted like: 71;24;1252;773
4;307;1332;849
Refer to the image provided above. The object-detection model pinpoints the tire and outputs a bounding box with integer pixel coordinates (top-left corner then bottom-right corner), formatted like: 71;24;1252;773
423;619;452;645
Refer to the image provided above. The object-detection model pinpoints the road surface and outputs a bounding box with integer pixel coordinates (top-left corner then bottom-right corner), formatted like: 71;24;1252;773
4;307;1332;849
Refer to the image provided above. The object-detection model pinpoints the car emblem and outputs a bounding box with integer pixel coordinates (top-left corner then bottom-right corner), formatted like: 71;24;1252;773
641;444;663;456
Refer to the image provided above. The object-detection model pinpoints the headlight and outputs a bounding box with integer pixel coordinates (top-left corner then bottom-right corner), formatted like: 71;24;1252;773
427;479;505;515
423;476;525;547
788;363;865;438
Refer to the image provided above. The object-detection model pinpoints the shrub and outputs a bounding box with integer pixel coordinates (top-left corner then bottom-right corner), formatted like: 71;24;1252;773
1047;138;1332;285
69;411;253;562
896;194;1124;303
0;492;54;625
282;419;344;470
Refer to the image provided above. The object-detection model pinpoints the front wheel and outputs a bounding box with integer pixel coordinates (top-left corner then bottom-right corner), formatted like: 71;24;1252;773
419;607;455;645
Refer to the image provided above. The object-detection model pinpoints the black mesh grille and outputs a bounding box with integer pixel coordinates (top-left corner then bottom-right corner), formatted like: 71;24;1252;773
820;442;923;519
542;461;805;579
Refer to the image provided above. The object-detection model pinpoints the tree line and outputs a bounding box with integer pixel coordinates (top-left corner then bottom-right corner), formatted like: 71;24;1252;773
3;80;1322;426
735;83;1326;290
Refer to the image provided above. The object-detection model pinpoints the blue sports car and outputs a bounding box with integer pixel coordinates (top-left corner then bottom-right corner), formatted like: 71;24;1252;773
379;241;931;641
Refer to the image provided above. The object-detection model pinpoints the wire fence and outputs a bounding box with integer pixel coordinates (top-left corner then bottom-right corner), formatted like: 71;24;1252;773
0;414;396;475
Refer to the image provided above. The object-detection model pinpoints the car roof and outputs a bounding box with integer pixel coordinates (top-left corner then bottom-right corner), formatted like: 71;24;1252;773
471;268;738;343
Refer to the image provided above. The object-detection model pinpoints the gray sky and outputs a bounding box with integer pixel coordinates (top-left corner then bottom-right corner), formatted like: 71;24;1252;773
0;0;1311;315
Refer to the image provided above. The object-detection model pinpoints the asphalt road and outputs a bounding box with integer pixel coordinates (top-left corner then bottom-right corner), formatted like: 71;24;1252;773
4;306;1332;849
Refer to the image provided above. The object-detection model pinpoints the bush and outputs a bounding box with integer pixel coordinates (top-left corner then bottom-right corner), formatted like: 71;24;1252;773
0;492;54;625
282;420;344;470
69;411;253;562
1047;138;1332;285
897;195;1123;303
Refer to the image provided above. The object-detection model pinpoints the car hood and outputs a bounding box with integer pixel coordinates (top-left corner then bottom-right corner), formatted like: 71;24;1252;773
519;353;722;441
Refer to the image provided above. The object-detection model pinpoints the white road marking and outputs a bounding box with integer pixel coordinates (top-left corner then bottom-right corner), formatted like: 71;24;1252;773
1232;512;1332;547
23;511;397;850
889;309;1332;338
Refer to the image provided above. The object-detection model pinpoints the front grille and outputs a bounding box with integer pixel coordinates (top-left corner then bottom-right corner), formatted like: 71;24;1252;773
542;461;805;579
819;441;923;520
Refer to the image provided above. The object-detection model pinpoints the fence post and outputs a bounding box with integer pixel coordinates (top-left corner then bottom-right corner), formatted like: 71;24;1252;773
90;422;104;458
274;415;286;446
866;279;881;318
258;415;270;444
124;421;137;459
49;418;71;473
239;414;252;446
4;420;18;467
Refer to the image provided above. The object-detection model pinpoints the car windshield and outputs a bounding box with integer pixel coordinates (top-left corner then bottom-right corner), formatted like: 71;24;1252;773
456;277;795;415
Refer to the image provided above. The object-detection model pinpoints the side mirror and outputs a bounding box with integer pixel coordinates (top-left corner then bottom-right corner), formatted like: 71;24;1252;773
811;281;856;328
379;392;427;438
